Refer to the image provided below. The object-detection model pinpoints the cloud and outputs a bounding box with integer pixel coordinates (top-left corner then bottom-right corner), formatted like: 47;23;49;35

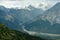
47;0;60;1
0;1;41;8
0;0;23;1
0;0;59;9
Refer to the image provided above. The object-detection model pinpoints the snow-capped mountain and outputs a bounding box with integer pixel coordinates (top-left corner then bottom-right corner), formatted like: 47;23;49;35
24;2;60;34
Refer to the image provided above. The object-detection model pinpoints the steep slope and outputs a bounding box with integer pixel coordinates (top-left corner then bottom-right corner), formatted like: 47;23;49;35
9;5;43;23
24;2;60;34
0;24;45;40
0;5;44;32
41;2;60;24
0;24;25;40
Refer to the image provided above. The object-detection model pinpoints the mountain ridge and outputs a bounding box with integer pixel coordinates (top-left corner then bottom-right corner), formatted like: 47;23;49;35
24;2;60;35
0;5;44;32
40;2;60;25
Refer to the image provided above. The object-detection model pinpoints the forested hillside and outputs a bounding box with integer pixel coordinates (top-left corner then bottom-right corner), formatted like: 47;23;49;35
0;24;45;40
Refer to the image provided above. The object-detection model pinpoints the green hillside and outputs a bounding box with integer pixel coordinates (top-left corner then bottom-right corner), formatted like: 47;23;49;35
0;24;45;40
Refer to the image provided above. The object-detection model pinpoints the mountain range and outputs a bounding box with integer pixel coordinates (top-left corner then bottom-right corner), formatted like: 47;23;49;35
24;2;60;34
0;2;60;40
0;5;44;32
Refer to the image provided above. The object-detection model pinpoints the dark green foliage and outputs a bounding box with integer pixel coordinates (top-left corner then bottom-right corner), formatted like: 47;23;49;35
0;24;45;40
0;24;25;40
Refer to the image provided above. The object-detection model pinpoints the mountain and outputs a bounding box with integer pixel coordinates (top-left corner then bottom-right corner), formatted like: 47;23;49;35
0;24;45;40
9;5;44;23
41;2;60;25
0;5;44;32
24;2;60;35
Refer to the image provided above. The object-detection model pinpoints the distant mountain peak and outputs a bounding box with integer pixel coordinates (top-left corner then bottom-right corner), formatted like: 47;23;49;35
0;6;5;8
52;2;60;9
41;2;60;25
56;2;60;5
0;6;6;10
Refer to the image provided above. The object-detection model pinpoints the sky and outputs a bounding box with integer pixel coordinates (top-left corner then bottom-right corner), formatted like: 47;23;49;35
0;0;60;9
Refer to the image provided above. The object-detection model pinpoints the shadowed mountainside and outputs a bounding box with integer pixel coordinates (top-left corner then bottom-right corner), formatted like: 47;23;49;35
0;24;45;40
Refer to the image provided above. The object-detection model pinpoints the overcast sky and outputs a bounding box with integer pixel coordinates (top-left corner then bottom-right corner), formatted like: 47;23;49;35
0;0;60;9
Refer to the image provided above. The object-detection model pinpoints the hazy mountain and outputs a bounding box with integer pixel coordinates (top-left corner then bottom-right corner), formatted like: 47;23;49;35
0;5;44;32
24;2;60;34
9;5;43;23
41;2;60;25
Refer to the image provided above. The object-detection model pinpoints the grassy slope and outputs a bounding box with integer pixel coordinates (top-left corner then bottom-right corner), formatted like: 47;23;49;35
0;24;45;40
